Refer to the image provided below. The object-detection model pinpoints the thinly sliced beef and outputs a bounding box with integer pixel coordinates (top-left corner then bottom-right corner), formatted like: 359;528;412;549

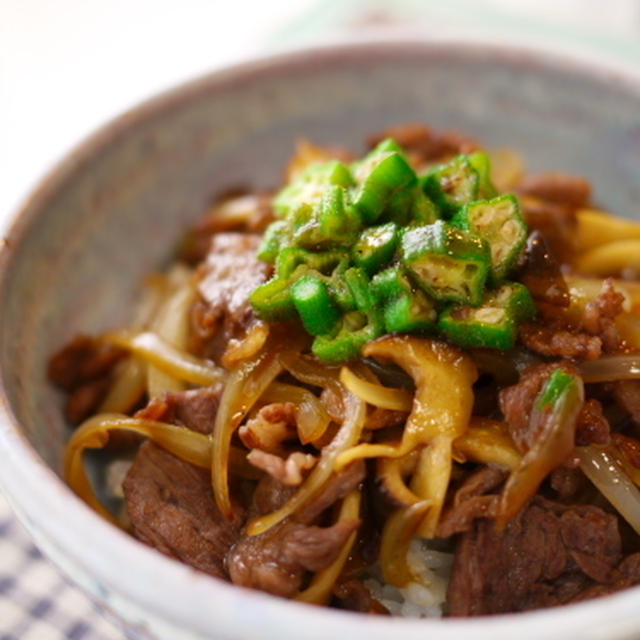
518;323;602;361
135;387;222;434
581;279;625;352
178;192;275;265
48;335;124;391
500;362;609;452
227;519;359;598
191;233;271;363
447;497;629;616
368;124;479;170
437;466;507;537
517;172;591;208
518;231;570;311
333;579;390;615
123;442;244;579
612;380;640;427
227;462;365;598
48;335;125;423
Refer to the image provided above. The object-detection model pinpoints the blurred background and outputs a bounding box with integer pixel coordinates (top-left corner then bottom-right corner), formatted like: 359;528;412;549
3;0;640;224
2;0;640;637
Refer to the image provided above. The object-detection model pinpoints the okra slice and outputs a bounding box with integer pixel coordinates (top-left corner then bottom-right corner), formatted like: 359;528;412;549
438;281;536;350
352;222;399;275
451;194;528;283
311;267;385;362
438;302;516;350
273;160;354;218
250;273;297;321
385;186;438;226
257;220;290;263
343;267;384;331
401;220;490;306
468;151;498;199
291;275;341;336
421;154;479;217
352;149;418;224
276;247;347;279
371;265;437;333
312;311;380;364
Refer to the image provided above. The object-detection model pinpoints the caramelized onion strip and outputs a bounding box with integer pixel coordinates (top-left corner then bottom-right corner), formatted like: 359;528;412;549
577;446;640;535
102;330;224;387
576;240;640;276
453;418;521;471
296;489;362;605
146;270;197;396
580;354;640;383
340;366;414;412
379;501;431;588
576;209;640;253
97;357;146;414
247;391;366;536
64;413;213;525
211;348;284;519
262;382;331;444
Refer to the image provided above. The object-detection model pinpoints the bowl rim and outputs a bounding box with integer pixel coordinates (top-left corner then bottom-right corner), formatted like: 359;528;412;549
2;36;640;639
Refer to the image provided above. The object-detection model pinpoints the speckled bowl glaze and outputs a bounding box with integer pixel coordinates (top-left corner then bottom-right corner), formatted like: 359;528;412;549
2;39;640;640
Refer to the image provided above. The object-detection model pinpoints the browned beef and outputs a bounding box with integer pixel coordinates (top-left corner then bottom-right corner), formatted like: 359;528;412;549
191;233;271;363
368;124;479;170
518;231;570;310
226;462;365;597
612;380;640;427
576;279;624;355
48;335;126;423
520;198;577;264
123;442;244;579
549;466;588;501
135;387;222;434
65;377;112;424
518;173;591;208
48;335;124;391
437;466;507;537
227;518;359;597
575;398;610;446
500;362;607;452
178;192;275;265
519;323;602;361
612;433;640;469
447;497;625;616
333;579;390;615
499;363;569;451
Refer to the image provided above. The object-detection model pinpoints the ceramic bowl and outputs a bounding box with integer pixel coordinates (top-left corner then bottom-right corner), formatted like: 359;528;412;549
2;39;640;640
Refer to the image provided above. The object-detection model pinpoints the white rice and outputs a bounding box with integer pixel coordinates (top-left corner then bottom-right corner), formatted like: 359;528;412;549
364;538;453;617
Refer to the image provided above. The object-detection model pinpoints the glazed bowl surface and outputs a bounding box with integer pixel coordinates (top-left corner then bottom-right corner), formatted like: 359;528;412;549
2;39;640;640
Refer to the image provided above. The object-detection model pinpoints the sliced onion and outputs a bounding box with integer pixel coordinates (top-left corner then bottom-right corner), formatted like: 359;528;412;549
580;354;640;383
340;366;413;412
283;355;345;421
65;413;213;525
97;357;146;414
211;348;284;519
488;148;525;192
262;382;331;445
146;271;197;396
103;330;224;387
453;418;521;471
379;501;431;588
296;489;361;605
377;450;423;508
576;239;640;276
577;445;640;534
576;208;640;253
247;390;366;536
